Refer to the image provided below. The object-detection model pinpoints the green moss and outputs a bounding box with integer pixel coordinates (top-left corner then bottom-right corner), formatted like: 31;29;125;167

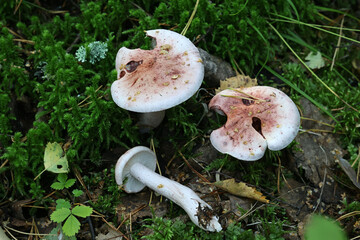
0;0;359;238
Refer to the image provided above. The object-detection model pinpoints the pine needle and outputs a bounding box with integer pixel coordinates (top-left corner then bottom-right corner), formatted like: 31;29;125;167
181;0;199;36
330;16;345;71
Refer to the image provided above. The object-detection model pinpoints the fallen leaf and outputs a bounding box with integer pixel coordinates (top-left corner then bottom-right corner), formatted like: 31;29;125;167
96;228;123;240
305;51;325;69
44;142;69;173
215;75;257;94
214;178;269;203
338;157;360;190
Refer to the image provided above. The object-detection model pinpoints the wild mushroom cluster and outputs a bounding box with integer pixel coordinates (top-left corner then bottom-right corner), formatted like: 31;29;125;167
111;29;300;232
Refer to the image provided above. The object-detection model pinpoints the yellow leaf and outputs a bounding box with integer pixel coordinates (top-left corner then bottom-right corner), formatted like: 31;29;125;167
215;75;257;94
44;142;69;173
214;178;269;203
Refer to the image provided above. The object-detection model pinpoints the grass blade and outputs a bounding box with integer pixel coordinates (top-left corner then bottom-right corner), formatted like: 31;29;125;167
261;64;338;123
268;22;359;113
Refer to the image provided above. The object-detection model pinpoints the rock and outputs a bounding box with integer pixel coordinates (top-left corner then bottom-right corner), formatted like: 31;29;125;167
198;48;236;87
294;98;343;185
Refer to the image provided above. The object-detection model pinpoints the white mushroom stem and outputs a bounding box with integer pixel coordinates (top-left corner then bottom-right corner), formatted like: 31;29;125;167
127;162;222;232
136;111;165;133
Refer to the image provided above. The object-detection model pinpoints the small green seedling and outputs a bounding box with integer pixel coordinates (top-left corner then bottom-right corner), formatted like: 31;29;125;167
50;197;93;237
50;174;93;237
51;173;76;190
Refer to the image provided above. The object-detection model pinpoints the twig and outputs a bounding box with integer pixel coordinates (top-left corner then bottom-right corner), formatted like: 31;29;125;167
350;146;360;167
229;88;269;102
150;138;162;203
181;0;199;36
117;204;147;230
3;226;17;240
67;85;103;111
178;151;210;184
101;217;129;240
277;156;281;194
0;159;8;169
337;211;360;221
3;225;51;237
268;22;359;113
14;0;23;14
13;39;35;45
299;129;334;135
73;167;93;202
237;203;263;222
66;33;81;53
300;117;335;128
330;16;345;71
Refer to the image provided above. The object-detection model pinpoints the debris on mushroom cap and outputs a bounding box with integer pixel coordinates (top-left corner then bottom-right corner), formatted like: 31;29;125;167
111;29;204;113
209;86;300;161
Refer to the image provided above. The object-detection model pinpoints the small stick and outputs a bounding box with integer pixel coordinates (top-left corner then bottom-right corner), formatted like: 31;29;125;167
101;217;129;240
178;151;210;184
330;16;345;71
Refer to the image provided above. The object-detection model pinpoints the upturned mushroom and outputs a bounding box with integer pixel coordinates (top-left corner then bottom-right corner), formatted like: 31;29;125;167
111;29;204;132
115;146;222;232
209;86;300;161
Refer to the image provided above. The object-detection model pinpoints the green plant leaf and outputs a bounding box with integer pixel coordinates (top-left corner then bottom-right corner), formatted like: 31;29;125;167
45;223;76;240
44;142;69;173
72;205;93;218
65;178;76;188
305;51;325;69
51;182;65;190
57;173;68;183
62;214;81;237
55;199;71;210
50;208;71;223
72;189;83;198
305;215;347;240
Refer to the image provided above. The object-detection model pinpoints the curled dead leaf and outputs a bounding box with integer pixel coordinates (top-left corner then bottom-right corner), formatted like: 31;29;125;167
337;158;360;190
214;178;269;203
215;75;257;94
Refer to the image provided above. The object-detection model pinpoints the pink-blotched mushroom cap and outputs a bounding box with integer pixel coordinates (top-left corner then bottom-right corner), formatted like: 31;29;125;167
209;86;300;161
111;29;204;113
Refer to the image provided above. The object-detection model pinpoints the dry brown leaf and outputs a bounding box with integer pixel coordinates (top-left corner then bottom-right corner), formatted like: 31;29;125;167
338;157;360;190
214;178;269;203
215;75;257;94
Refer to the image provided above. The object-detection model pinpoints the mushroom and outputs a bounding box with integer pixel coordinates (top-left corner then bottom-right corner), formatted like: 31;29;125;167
209;86;300;161
115;146;222;232
111;29;204;132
